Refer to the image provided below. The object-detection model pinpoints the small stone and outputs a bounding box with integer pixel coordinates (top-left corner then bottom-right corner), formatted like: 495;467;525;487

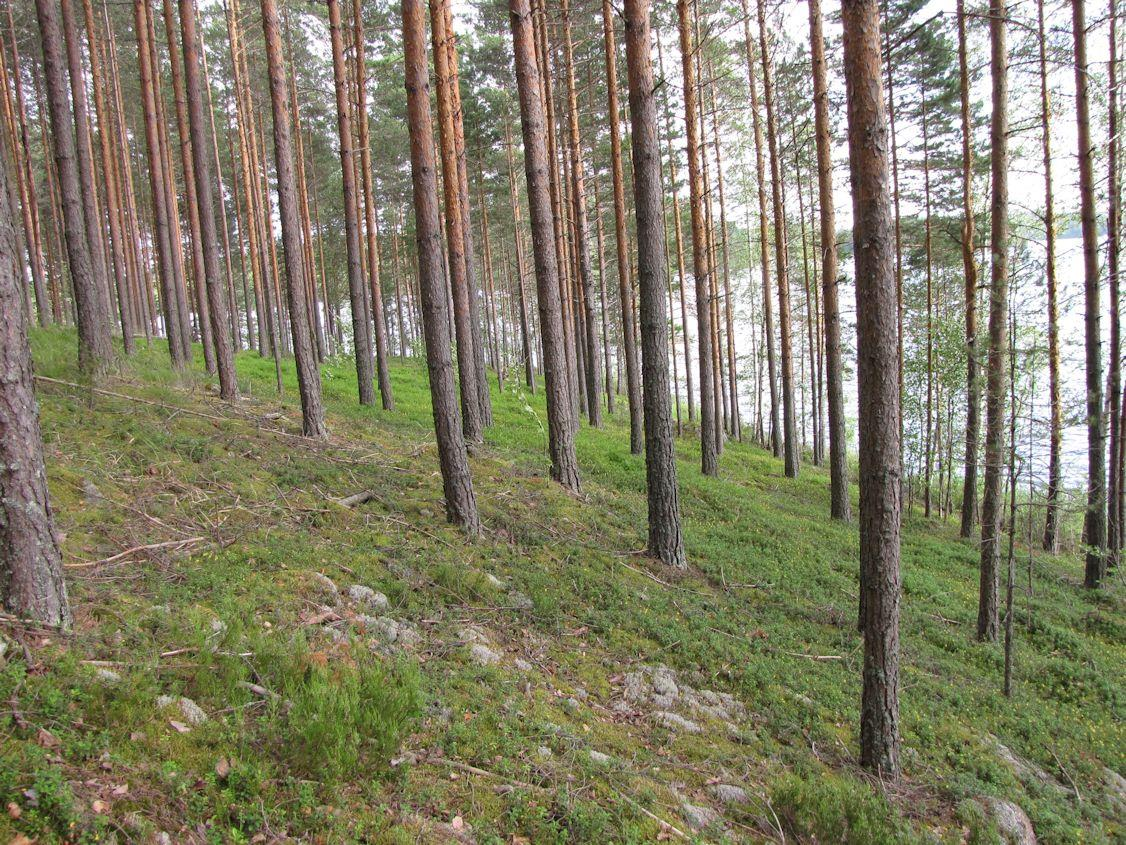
0;637;8;663
587;750;611;765
363;616;401;642
158;695;207;726
508;590;534;611
208;619;227;638
707;784;748;805
94;668;122;684
680;801;720;832
653;711;702;734
347;585;389;611
536;746;553;760
981;798;1036;845
151;833;172;845
563;697;580;714
458;626;486;643
469;644;502;666
484;573;505;589
311;572;339;601
82;478;104;502
513;658;534;672
572;686;588;700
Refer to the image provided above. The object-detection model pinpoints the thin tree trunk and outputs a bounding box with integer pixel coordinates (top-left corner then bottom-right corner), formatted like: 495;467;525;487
327;0;376;405
1072;0;1108;587
178;0;237;399
1107;0;1121;569
510;0;581;492
841;0;901;779
677;0;717;476
958;0;982;540
758;0;797;477
602;0;642;450
979;0;1009;641
35;0;112;377
402;0;481;534
506;124;536;393
260;0;326;438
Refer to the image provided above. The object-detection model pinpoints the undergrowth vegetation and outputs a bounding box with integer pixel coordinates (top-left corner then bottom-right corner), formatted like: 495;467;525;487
0;328;1121;843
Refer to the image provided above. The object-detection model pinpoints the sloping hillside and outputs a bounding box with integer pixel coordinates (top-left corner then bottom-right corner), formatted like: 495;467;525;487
1;330;1122;843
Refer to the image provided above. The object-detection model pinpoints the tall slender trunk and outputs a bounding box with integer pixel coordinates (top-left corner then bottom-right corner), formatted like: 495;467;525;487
510;0;581;492
178;0;237;399
506;124;536;393
260;0;326;437
327;0;376;405
809;0;849;519
1072;0;1108;587
922;84;934;518
979;0;1009;641
353;0;394;409
35;0;112;377
401;0;481;534
677;0;717;476
602;0;642;450
841;0;901;780
624;0;686;568
958;0;982;539
1107;0;1122;569
758;0;797;477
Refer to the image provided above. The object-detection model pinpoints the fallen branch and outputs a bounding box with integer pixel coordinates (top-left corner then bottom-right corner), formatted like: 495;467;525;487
66;537;206;569
337;490;379;508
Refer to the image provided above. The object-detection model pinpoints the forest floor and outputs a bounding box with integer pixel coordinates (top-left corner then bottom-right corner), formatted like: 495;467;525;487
0;328;1122;844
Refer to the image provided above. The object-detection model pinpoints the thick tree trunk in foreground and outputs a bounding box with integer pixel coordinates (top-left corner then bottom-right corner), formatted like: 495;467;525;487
624;0;686;568
809;0;849;520
958;0;981;540
178;0;238;400
260;0;326;438
510;0;581;492
677;0;717;476
1072;0;1107;587
602;0;642;452
758;0;798;478
34;0;112;378
0;126;70;628
328;0;376;406
978;0;1008;641
841;0;901;780
402;0;480;534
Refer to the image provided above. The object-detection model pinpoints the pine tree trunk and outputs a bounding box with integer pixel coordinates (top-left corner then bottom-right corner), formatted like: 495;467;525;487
353;0;394;410
624;0;686;567
34;0;112;377
259;0;326;438
601;0;642;450
978;0;1009;641
327;0;376;406
841;0;901;779
677;0;717;476
1107;0;1122;569
178;0;237;399
1072;0;1108;587
510;0;581;492
958;0;981;540
0;123;70;628
401;0;481;534
758;0;797;477
505;124;536;393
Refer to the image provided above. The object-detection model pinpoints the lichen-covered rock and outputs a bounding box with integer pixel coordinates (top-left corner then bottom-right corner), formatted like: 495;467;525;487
680;801;720;832
588;749;611;765
469;643;502;666
981;798;1035;845
311;572;339;601
708;784;748;805
157;695;208;726
653;711;702;734
346;584;389;612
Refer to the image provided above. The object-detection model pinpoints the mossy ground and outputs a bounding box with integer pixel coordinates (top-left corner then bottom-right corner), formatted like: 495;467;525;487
0;327;1121;843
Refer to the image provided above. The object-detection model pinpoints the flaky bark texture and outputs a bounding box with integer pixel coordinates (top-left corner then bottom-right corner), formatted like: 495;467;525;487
402;0;481;534
1072;0;1107;587
328;0;376;406
676;0;717;477
260;0;326;438
178;0;238;400
809;0;849;521
34;0;112;378
0;126;70;628
602;0;642;452
624;0;686;568
510;0;581;493
841;0;901;780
